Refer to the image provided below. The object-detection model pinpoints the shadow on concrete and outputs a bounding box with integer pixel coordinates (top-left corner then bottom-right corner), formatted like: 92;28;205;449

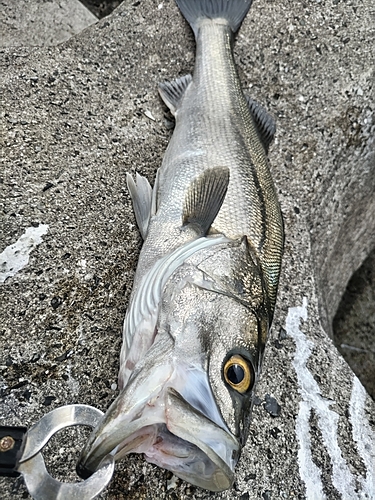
80;0;123;19
333;249;375;400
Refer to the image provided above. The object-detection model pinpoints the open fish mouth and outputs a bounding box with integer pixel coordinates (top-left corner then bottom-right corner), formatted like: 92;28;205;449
77;356;240;492
117;389;238;491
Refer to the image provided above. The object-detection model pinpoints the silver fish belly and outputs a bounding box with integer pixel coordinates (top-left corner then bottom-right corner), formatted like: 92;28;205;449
77;0;284;492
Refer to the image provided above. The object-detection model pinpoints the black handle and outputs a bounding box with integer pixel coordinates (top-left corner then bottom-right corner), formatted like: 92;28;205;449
0;426;28;477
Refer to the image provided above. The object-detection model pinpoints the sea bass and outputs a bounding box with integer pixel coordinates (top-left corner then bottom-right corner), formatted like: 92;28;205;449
78;0;284;492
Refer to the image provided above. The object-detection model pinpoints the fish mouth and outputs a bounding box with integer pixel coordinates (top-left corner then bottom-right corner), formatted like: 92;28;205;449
77;362;239;492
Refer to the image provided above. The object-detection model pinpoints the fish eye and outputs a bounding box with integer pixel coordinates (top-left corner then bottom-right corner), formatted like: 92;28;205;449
223;355;253;394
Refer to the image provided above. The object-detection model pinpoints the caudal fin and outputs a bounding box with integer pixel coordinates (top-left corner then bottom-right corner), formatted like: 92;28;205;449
175;0;253;37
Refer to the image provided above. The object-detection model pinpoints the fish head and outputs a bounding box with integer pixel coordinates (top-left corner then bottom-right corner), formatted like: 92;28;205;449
77;238;270;492
153;235;270;461
193;236;271;444
77;326;240;491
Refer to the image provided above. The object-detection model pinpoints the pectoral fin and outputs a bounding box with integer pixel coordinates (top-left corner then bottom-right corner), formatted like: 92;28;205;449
183;167;230;236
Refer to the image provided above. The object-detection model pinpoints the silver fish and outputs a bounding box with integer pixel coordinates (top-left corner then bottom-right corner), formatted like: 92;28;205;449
77;0;284;492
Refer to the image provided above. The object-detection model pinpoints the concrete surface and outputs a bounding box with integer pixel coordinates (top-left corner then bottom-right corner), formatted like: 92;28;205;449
1;0;374;499
1;0;97;47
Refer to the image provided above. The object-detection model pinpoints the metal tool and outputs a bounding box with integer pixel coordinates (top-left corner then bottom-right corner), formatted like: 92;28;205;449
1;404;114;499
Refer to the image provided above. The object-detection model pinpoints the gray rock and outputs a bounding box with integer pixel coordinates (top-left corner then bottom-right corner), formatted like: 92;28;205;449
263;395;281;418
0;0;97;47
0;0;374;499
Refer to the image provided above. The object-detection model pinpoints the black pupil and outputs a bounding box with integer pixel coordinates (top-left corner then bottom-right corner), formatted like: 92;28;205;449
227;364;244;384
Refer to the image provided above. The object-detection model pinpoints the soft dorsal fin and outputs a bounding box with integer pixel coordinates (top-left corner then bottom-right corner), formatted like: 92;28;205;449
126;172;152;240
183;166;230;235
158;74;192;116
245;96;276;153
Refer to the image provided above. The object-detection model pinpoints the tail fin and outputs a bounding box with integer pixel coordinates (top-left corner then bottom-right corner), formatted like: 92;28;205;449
175;0;253;37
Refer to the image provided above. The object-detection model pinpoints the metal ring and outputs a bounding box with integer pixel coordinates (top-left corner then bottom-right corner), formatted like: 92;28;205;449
18;405;114;500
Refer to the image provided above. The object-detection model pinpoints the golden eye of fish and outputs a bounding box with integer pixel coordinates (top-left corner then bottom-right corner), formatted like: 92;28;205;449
223;355;252;394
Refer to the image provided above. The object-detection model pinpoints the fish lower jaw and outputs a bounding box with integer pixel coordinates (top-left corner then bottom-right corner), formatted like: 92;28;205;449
114;422;235;492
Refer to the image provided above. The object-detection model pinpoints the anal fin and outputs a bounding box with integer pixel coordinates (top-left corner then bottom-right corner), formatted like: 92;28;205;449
158;74;192;116
126;172;153;240
246;95;276;153
183;167;230;236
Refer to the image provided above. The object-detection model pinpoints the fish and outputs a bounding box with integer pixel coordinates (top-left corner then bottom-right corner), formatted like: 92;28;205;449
77;0;284;492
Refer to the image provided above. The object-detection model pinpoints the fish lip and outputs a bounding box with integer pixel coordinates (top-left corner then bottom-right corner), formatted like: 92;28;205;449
76;399;152;477
77;360;173;477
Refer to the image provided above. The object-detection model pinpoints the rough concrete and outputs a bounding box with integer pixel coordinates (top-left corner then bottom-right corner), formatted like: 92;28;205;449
1;0;97;47
1;0;374;499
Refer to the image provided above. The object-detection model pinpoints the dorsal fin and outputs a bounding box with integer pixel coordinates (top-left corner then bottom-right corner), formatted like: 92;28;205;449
158;74;192;116
183;167;230;235
245;96;276;153
126;172;152;240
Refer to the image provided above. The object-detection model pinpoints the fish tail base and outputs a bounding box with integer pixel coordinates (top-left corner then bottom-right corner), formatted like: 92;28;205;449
175;0;253;37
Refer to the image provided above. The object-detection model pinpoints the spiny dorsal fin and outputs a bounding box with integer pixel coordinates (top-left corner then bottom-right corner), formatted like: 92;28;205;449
245;95;276;153
183;166;230;235
126;172;152;240
158;74;192;116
